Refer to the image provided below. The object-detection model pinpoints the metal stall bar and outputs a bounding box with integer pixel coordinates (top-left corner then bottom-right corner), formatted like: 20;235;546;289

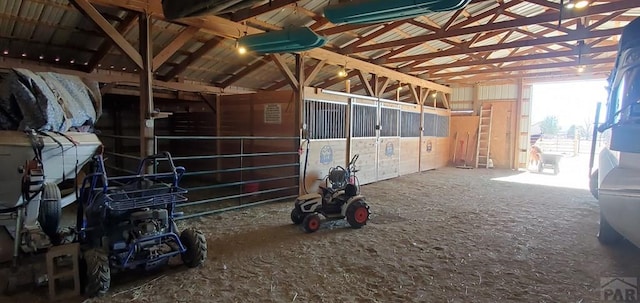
154;135;300;218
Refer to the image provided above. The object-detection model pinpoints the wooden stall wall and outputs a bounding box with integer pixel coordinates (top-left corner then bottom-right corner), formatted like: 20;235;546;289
399;103;422;176
350;98;378;185
421;106;437;171
301;88;348;193
377;100;401;181
435;108;451;168
218;91;298;198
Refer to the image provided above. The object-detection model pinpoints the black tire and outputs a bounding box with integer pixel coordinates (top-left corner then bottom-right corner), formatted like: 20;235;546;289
83;249;110;297
180;228;207;268
38;182;61;242
302;214;321;233
291;207;305;225
346;200;370;228
598;212;624;245
590;170;599;199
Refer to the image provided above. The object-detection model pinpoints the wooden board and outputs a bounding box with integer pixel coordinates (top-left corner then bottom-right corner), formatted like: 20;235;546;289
436;137;451;168
350;138;378;185
399;138;420;176
301;139;347;194
420;136;437;171
377;137;400;180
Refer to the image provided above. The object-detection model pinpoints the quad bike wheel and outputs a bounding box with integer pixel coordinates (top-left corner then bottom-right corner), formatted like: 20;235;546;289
83;249;110;297
346;200;370;228
38;182;61;244
302;213;321;233
180;228;207;268
598;211;623;245
291;207;305;225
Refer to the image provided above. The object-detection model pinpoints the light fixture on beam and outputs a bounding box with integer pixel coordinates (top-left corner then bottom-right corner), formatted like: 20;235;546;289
2;50;8;55
564;0;589;9
577;65;586;73
235;40;247;55
338;68;347;78
432;92;438;98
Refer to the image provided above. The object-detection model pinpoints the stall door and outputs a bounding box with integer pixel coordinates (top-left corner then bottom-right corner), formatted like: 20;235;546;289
350;100;378;185
377;102;400;180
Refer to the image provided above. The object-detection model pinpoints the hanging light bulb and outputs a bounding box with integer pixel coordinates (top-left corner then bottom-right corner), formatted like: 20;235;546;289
397;85;403;92
2;50;8;55
55;57;60;62
574;0;589;8
70;59;75;64
235;40;247;55
338;67;347;78
577;65;585;73
432;92;437;98
21;52;27;57
39;55;44;60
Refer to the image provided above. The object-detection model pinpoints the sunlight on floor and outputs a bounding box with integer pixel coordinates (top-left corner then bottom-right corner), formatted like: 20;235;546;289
491;153;591;191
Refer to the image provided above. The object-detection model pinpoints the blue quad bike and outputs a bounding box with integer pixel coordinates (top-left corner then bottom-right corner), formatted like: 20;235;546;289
291;154;371;232
77;152;206;296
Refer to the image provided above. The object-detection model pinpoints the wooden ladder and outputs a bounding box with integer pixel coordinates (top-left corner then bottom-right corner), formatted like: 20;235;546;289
475;104;493;168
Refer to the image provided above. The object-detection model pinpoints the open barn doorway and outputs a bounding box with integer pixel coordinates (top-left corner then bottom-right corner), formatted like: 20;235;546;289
495;79;608;190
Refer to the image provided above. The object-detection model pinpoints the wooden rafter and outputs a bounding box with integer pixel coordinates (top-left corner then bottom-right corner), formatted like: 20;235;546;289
220;57;273;88
385;27;622;64
69;0;142;68
304;59;326;86
357;71;375;96
231;0;298;22
152;26;199;71
84;13;138;72
271;54;299;90
431;57;614;78
347;1;639;54
443;44;617;71
342;21;406;51
160;37;224;81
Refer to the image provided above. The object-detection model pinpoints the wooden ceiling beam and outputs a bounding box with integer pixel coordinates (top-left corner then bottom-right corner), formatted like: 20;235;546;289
348;1;639;54
524;0;561;11
304;59;326;86
69;0;142;68
152;26;199;71
344;21;406;50
219;57;273;88
88;0;451;93
357;70;375;96
431;57;614;78
160;37;224;81
231;0;298;22
317;70;359;89
271;54;299;90
84;13;138;72
587;11;626;30
385;27;622;64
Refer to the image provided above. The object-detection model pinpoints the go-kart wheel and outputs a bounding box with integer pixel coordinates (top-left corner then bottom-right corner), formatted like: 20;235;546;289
38;182;61;245
346;200;370;228
180;228;207;268
302;214;321;233
83;249;110;297
291;207;305;225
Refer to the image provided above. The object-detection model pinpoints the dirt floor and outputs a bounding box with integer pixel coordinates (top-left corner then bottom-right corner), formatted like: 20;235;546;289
3;160;640;302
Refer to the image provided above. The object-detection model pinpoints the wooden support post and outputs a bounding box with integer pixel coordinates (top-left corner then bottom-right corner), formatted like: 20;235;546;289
139;13;154;165
345;79;351;93
513;78;524;170
409;84;420;104
215;94;222;182
357;70;375;96
371;74;379;97
472;83;480;115
272;54;299;90
296;54;305;194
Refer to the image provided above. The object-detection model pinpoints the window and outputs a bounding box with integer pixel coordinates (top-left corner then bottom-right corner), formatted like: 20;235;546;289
352;104;377;137
305;100;347;139
380;107;399;137
423;113;437;136
437;115;449;137
401;111;421;137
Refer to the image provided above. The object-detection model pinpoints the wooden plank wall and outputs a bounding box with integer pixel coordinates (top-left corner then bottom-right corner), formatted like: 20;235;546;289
377;137;400;180
450;116;479;166
301;88;450;193
218;91;298;198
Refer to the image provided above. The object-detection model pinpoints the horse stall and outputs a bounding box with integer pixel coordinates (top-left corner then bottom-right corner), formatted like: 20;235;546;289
399;103;422;176
301;88;349;193
422;107;451;171
377;100;401;181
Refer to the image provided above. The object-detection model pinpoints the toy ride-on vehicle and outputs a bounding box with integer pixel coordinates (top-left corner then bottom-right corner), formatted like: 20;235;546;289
291;154;370;233
77;152;207;296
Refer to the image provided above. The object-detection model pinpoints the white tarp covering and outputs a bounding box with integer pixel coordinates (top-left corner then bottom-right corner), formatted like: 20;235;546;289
0;68;102;132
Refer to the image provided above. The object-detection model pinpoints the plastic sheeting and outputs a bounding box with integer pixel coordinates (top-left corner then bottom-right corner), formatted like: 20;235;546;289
0;68;102;132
